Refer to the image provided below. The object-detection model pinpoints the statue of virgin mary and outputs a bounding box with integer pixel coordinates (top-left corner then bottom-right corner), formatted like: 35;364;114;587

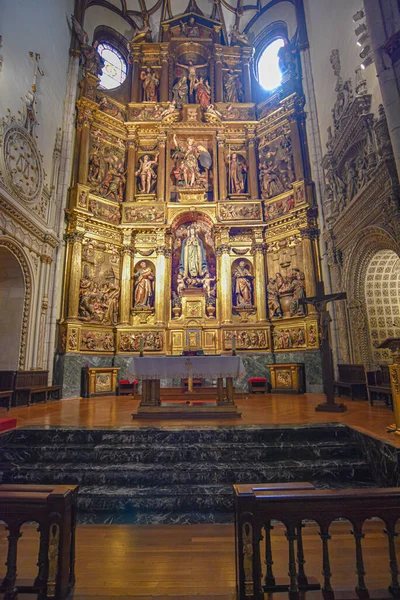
179;225;208;279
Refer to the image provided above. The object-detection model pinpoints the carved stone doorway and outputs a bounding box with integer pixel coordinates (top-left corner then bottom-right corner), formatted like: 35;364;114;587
364;249;400;366
0;246;26;369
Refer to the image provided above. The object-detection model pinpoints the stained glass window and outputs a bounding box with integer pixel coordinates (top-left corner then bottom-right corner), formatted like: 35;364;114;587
258;38;285;91
97;42;127;90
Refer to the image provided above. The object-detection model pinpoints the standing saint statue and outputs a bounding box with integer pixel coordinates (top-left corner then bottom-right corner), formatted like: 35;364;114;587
136;154;158;194
134;262;155;307
180;16;200;37
172;75;189;107
193;77;211;108
228;153;247;194
140;67;159;101
233;261;254;306
179;225;208;279
224;69;243;103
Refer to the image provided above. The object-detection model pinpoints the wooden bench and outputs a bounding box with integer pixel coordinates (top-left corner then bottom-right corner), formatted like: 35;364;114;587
333;364;367;400
118;379;139;396
0;483;78;599
366;365;393;408
248;378;270;394
0;390;13;411
0;370;61;408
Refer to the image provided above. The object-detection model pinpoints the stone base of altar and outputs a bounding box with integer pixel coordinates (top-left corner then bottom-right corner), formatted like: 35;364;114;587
133;402;241;419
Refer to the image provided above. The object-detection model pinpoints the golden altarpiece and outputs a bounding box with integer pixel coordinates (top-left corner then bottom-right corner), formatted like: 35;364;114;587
59;6;321;388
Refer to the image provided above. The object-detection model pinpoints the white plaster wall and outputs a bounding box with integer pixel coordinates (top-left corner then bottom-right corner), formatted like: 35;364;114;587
84;5;133;42
247;1;297;41
0;248;25;370
304;0;382;150
0;0;74;177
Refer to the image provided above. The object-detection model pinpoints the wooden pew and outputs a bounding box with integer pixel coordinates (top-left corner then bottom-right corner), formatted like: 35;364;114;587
333;364;367;400
0;370;61;408
366;365;393;408
0;483;78;599
234;483;400;600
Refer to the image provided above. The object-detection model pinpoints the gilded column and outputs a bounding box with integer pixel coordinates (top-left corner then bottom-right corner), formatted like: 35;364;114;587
155;245;169;326
163;233;172;324
252;241;267;323
247;129;259;199
216;243;232;324
217;131;227;200
77;106;93;185
160;45;169;102
66;231;84;321
241;48;253;103
214;46;223;103
125;134;137;202
120;239;133;324
157;132;167;201
129;46;142;103
300;228;318;312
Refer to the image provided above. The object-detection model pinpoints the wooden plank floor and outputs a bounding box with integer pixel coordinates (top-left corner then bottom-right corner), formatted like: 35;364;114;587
2;392;398;448
1;521;397;598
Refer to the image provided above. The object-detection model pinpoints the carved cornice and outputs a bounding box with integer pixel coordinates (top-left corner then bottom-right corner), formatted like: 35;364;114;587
0;195;59;248
215;243;231;255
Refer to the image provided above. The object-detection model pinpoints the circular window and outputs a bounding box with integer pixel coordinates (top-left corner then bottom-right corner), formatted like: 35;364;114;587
97;42;127;90
258;38;285;91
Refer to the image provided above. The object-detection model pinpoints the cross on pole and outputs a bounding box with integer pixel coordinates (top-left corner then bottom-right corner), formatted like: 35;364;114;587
302;283;347;413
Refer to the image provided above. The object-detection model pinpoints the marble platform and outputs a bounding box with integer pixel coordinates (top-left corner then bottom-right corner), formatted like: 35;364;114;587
55;350;323;398
0;422;379;524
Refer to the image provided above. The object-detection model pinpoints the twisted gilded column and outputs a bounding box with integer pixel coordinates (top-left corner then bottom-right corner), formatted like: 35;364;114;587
157;132;167;201
160;45;169;102
252;242;267;322
155;245;170;325
216;243;232;324
300;228;318;312
214;46;223;103
66;231;84;321
125;135;137;202
77;106;93;185
120;243;133;324
129;46;142;103
217;131;227;200
247;130;259;199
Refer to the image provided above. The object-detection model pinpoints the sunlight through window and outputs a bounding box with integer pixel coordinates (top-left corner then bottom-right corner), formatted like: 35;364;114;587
258;38;285;91
98;42;127;90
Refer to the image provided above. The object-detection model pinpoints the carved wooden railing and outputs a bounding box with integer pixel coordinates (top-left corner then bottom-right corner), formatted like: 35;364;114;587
235;482;400;600
0;484;78;600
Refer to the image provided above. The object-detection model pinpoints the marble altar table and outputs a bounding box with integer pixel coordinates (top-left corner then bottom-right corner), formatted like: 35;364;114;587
127;356;244;418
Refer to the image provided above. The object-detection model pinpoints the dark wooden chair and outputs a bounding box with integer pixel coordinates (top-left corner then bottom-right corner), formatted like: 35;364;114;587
248;378;270;394
118;379;139;396
333;364;367;400
365;365;393;408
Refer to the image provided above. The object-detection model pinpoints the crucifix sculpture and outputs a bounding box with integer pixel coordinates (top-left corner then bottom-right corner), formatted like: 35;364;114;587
302;282;347;413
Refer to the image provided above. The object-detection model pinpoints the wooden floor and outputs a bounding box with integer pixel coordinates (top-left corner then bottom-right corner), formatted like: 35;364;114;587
3;391;399;448
1;393;399;598
2;520;398;598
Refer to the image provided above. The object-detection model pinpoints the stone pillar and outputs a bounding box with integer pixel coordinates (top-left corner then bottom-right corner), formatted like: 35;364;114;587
217;131;227;200
241;49;253;103
120;239;133;324
129;46;142;103
214;46;223;103
155;245;169;325
35;254;52;369
216;243;232;324
364;0;400;178
247;129;259;199
160;45;169;102
66;231;84;321
252;242;267;323
77;107;93;185
125;134;137;202
300;228;318;313
157;132;167;201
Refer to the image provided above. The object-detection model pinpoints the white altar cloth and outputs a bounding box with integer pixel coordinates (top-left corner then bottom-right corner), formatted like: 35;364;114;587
127;356;246;380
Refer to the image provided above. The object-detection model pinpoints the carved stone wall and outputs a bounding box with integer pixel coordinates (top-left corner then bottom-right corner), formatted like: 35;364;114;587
322;50;400;368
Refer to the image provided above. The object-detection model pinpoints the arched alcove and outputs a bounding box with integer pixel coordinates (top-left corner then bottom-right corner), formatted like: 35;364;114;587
365;249;400;364
0;246;26;369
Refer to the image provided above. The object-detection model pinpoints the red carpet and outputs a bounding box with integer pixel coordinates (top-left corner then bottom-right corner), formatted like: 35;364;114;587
0;418;17;432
